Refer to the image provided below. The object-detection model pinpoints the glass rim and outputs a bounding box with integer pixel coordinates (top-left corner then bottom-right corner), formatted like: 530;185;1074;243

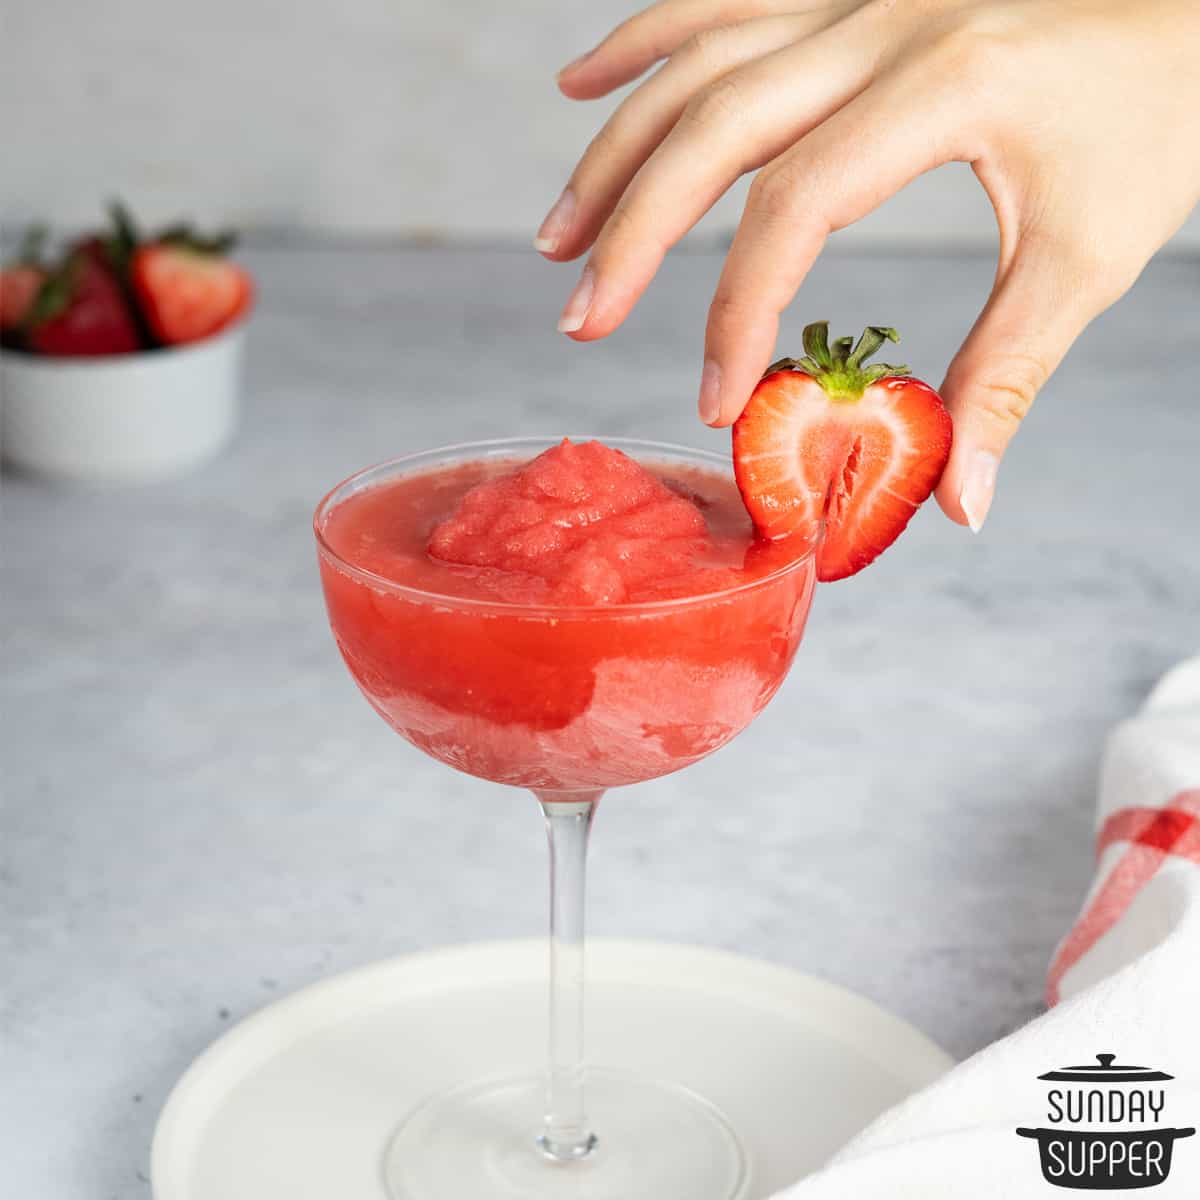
313;434;814;615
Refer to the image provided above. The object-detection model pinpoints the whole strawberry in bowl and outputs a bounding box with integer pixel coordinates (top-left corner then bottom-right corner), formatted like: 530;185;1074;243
1;203;255;482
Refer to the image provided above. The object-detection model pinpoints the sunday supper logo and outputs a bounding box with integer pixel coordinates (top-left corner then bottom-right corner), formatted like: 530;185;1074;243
1016;1054;1195;1190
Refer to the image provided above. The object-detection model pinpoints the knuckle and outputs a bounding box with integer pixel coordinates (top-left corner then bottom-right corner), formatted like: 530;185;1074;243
747;164;802;221
926;20;1014;92
675;26;729;73
708;289;751;332
970;353;1047;428
682;75;747;135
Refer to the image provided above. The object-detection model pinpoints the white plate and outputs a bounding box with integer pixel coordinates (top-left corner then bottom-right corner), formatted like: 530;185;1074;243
152;939;953;1200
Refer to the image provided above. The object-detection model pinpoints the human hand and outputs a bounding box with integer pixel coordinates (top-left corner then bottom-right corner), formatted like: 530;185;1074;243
536;0;1200;530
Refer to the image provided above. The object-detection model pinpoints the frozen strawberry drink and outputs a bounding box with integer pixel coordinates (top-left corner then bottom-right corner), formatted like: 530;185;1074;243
314;435;815;1200
317;438;814;792
310;331;945;1200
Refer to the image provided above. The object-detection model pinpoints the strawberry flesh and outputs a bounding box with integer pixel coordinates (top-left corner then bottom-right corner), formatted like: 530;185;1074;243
131;244;254;346
732;323;952;581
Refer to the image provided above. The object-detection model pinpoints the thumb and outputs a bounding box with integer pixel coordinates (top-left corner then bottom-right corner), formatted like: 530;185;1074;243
934;243;1107;531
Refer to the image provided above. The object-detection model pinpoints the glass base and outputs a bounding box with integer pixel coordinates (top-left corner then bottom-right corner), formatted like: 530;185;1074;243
383;1069;751;1200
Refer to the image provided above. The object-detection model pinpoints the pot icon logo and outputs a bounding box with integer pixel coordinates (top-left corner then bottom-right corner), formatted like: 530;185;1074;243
1016;1054;1194;1190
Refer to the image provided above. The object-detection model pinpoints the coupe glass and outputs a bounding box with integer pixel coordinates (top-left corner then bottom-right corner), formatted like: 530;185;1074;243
314;437;816;1200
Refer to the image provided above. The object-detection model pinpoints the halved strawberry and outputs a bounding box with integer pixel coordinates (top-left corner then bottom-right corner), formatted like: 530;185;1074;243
732;322;952;582
131;238;253;346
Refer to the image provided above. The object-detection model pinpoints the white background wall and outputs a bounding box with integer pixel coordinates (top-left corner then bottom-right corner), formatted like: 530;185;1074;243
5;0;1198;249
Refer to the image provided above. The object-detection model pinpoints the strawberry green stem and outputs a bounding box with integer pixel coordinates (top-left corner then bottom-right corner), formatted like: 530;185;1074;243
766;321;909;401
109;200;141;248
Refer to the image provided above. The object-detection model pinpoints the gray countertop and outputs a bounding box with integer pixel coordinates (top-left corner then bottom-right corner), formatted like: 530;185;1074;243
4;244;1198;1198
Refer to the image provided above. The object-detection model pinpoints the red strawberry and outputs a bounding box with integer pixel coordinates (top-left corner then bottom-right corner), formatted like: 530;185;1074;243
25;250;142;356
2;226;50;337
732;322;952;582
131;240;253;346
0;265;46;331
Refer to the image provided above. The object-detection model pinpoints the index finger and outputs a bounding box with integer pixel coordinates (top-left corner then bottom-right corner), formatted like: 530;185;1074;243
558;0;836;99
702;63;977;425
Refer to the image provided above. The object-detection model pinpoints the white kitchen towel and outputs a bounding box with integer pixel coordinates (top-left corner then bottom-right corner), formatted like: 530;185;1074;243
778;657;1200;1198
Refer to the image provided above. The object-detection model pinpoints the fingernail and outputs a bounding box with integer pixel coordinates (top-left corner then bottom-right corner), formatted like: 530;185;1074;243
534;189;576;255
557;267;594;334
557;48;594;81
698;360;722;425
959;450;999;533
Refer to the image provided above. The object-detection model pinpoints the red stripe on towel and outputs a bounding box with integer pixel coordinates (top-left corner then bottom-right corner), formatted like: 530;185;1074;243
1046;791;1200;1006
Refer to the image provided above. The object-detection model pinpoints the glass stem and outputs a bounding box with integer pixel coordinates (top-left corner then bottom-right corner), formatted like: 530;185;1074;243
535;790;601;1161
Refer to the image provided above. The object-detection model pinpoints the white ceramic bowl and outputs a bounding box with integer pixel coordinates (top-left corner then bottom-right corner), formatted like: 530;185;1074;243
1;322;245;483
